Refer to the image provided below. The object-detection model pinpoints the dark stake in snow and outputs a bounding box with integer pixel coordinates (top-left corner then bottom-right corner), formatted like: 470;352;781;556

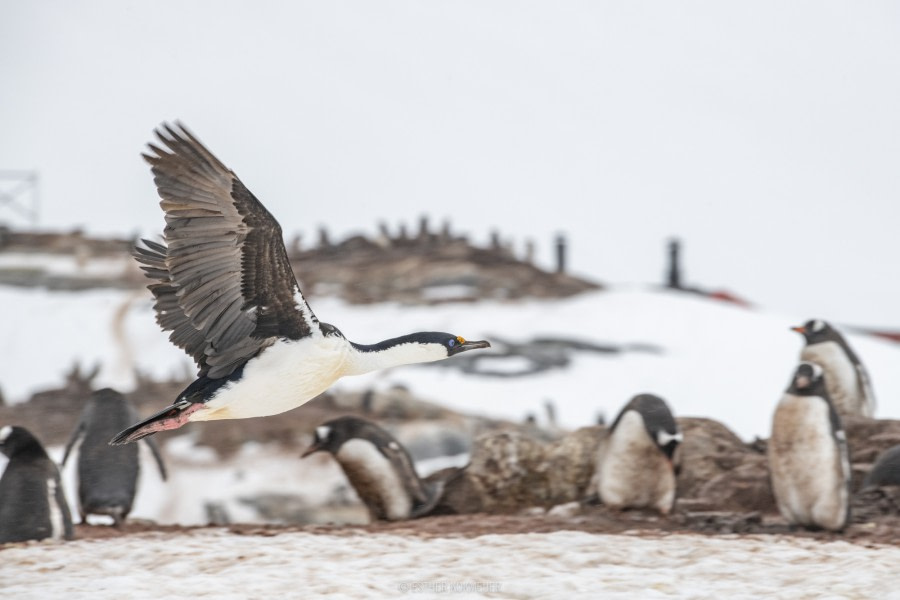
110;123;489;445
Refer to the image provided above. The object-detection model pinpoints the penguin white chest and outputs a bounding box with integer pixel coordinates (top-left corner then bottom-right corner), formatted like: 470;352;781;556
336;439;413;521
768;394;849;531
596;411;675;513
198;337;349;420
800;342;860;415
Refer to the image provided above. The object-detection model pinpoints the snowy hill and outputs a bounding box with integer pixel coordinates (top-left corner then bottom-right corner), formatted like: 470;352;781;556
2;285;898;442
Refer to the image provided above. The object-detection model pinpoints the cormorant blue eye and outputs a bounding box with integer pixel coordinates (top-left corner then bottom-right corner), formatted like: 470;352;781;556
448;339;456;347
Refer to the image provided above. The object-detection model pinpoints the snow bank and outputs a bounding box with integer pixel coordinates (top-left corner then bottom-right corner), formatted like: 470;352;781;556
3;286;899;440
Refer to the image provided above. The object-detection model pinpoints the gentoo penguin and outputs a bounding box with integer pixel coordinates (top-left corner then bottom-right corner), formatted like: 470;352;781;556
110;123;489;445
301;416;443;521
593;394;682;514
62;388;168;525
0;426;74;543
863;445;900;488
792;319;876;417
768;362;850;531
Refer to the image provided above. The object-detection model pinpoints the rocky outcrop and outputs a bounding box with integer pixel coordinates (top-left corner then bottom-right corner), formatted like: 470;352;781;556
0;224;599;301
428;415;900;521
431;426;605;514
675;417;775;514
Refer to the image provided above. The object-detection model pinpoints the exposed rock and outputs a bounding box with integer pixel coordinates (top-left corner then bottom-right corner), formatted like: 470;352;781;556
431;426;605;514
694;455;776;514
851;486;900;523
0;225;600;301
675;417;754;501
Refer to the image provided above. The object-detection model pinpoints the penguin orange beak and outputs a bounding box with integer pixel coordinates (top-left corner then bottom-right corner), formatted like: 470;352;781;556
791;326;806;334
449;339;491;356
300;442;324;458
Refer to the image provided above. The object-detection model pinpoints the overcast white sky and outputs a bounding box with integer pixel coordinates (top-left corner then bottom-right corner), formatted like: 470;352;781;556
1;1;898;327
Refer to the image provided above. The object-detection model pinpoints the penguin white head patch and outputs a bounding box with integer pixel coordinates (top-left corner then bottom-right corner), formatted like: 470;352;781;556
0;426;11;443
793;361;824;390
657;430;683;446
811;319;826;333
798;361;824;380
316;426;331;442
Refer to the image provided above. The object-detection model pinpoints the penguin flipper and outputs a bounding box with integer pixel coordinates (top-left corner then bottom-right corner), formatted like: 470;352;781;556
144;436;169;480
856;363;877;415
61;420;86;466
109;402;204;445
410;479;445;519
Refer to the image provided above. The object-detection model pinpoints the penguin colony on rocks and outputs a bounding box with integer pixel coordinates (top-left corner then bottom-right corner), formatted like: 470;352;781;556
0;122;895;541
5;311;886;539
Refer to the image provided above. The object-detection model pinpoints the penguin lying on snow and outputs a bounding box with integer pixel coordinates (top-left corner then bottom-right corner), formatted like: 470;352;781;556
62;388;168;525
301;416;443;521
863;445;900;488
0;426;74;543
593;394;682;514
792;319;876;417
768;362;850;531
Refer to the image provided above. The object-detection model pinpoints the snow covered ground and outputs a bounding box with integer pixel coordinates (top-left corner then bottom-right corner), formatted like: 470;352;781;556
3;529;899;599
2;285;899;441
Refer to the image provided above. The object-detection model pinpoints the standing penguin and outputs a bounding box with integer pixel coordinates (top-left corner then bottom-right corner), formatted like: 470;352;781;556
593;394;682;514
62;388;167;525
301;416;443;521
792;319;876;417
0;426;74;543
769;362;850;531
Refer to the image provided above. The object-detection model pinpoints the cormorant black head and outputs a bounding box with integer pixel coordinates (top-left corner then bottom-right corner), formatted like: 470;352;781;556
431;332;491;357
351;332;490;357
0;425;47;459
791;319;838;345
300;416;396;458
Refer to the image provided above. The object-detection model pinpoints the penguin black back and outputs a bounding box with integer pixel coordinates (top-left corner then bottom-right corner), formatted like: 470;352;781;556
0;426;74;543
609;393;681;459
595;394;681;514
863;445;900;488
62;388;167;524
786;362;843;441
302;416;442;520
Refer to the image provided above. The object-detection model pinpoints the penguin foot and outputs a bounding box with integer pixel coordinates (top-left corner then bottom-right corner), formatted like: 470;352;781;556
108;402;204;445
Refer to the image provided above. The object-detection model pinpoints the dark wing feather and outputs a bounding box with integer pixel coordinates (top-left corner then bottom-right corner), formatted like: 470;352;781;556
138;123;318;378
